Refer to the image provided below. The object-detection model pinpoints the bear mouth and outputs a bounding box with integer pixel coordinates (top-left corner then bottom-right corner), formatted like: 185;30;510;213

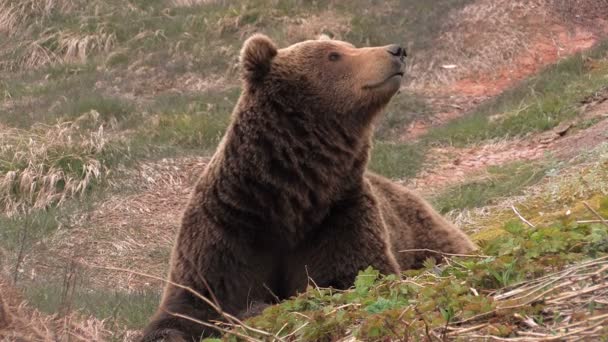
363;72;404;89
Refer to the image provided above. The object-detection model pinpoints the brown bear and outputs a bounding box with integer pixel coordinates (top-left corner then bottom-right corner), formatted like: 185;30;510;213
141;34;476;342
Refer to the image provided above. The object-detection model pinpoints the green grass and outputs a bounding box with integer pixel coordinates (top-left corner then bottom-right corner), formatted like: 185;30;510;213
374;91;431;140
131;88;240;153
423;40;608;146
63;94;135;122
0;64;111;127
432;161;551;213
24;283;160;330
0;208;60;254
1;0;473;130
368;142;424;179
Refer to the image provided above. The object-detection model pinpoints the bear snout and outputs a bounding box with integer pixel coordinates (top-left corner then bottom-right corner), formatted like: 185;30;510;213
386;44;407;61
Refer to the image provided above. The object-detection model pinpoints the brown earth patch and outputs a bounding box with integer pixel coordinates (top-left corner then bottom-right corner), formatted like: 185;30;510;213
408;140;547;194
403;15;608;140
408;96;608;194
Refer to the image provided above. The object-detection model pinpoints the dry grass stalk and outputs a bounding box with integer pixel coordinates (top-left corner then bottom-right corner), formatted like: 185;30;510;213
0;0;116;70
169;0;219;7
0;112;114;216
166;311;264;342
511;205;536;228
449;256;608;341
7;28;117;70
583;201;608;227
399;248;491;259
0;0;76;35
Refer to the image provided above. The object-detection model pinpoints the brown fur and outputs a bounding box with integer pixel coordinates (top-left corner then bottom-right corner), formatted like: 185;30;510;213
141;34;475;342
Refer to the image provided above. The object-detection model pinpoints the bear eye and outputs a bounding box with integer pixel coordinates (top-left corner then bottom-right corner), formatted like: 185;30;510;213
328;52;341;61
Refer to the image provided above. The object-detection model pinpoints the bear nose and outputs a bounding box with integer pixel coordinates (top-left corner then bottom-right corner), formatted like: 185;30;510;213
386;44;407;60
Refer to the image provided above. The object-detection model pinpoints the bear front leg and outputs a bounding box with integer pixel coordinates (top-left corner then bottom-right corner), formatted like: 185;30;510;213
288;188;401;292
141;226;278;342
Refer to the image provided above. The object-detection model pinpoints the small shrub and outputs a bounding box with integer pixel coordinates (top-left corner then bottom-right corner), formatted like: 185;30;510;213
0;112;125;215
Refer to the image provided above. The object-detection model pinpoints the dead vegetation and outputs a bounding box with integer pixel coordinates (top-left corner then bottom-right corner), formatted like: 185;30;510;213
0;0;77;35
413;0;549;88
0;277;109;341
411;0;608;91
451;256;608;341
0;112;119;215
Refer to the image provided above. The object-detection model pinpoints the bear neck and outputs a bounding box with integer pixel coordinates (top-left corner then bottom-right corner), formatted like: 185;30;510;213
204;90;373;247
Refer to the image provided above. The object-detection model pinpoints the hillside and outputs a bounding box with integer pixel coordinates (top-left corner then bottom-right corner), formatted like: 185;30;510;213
1;0;608;341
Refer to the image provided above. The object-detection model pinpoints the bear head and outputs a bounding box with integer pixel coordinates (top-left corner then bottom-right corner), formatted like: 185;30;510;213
238;34;407;132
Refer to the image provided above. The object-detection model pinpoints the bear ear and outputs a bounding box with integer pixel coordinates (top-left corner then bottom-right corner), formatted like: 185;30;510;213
240;34;278;82
317;33;332;41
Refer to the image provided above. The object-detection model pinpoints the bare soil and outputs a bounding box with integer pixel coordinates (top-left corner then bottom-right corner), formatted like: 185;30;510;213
410;97;608;194
404;21;608;140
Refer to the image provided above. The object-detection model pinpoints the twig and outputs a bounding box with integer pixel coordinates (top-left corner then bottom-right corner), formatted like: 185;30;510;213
283;322;309;339
582;201;608;227
494;267;578;301
263;283;281;303
398;248;491;259
305;265;323;297
324;303;360;316
511;205;535;228
446;323;488;335
493;256;608;297
558;313;608;330
186;255;238;327
546;283;608;304
165;310;262;342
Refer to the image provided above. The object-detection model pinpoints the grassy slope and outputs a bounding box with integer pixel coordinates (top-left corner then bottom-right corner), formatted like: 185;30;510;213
1;0;608;340
0;0;475;336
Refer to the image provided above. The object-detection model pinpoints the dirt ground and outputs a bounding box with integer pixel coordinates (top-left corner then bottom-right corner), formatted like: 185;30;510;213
410;98;608;193
404;20;608;140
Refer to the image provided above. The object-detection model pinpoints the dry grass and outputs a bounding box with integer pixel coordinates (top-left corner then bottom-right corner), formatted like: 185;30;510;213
3;27;116;71
36;157;208;290
168;0;218;7
452;256;608;341
0;277;110;342
0;111;118;216
410;0;550;88
283;11;351;42
0;0;76;35
0;0;116;70
552;0;608;25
